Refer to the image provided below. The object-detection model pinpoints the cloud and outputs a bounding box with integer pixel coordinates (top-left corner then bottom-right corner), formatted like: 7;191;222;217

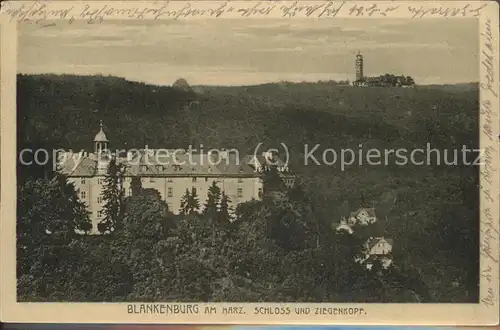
18;18;478;85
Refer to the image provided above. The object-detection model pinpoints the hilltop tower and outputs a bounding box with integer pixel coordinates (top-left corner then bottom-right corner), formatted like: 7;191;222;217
355;51;364;82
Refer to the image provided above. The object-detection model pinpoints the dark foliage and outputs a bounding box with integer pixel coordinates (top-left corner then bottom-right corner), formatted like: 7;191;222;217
16;74;479;302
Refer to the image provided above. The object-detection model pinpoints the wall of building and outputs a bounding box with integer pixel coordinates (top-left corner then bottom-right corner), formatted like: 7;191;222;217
71;175;263;234
69;176;106;234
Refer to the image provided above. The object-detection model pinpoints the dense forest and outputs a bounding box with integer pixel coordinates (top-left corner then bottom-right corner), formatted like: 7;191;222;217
17;74;479;302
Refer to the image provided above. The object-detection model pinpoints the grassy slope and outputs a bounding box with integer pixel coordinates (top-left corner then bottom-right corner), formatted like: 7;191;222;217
17;74;479;302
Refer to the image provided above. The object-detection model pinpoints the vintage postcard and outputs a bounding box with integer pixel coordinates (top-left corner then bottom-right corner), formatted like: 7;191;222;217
0;0;499;325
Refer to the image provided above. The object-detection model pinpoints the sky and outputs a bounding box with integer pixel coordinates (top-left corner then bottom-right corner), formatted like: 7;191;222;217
18;18;479;86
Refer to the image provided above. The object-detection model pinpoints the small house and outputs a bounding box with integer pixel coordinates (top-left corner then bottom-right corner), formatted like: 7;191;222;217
347;207;377;226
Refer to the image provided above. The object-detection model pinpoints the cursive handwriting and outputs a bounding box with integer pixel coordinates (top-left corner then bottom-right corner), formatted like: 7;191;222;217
481;99;496;143
238;2;275;17
1;0;492;25
480;266;496;307
478;16;499;311
480;211;499;263
80;3;170;24
347;3;399;17
480;207;498;309
407;3;486;19
480;19;498;98
4;0;73;25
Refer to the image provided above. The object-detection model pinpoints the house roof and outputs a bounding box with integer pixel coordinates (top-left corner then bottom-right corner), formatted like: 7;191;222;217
335;223;353;234
350;207;377;218
366;237;393;250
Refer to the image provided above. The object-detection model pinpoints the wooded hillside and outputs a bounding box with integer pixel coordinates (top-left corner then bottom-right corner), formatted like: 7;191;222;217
17;74;479;302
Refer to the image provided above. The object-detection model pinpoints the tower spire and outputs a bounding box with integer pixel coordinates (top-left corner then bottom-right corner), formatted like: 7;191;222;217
93;120;109;154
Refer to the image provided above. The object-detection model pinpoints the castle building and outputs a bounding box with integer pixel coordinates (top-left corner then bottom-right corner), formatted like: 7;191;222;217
58;124;294;234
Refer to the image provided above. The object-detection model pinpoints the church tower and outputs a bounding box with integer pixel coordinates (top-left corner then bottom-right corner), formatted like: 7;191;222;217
355;51;364;82
93;120;109;154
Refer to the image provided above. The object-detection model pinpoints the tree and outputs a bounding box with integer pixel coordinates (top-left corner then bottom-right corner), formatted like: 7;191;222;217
203;181;222;217
99;157;125;234
218;192;232;225
122;194;171;240
262;166;284;195
188;187;200;215
203;181;222;242
179;189;191;215
179;187;200;215
17;174;92;300
130;176;142;196
18;174;91;247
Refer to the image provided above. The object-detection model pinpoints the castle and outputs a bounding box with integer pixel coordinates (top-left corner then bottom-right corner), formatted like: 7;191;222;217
58;122;295;234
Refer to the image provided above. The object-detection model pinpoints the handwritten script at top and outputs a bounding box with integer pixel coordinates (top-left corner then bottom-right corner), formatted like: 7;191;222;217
1;0;487;25
479;17;499;309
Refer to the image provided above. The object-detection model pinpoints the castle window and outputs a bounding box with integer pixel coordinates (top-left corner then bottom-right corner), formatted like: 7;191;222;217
167;178;173;183
205;177;208;182
97;210;103;218
192;177;197;183
97;178;104;185
237;188;243;198
258;187;263;198
192;187;197;195
128;188;132;196
81;178;86;184
168;187;173;197
97;196;103;204
80;191;86;199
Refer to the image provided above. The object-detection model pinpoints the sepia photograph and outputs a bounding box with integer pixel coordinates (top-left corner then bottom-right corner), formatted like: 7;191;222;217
1;0;499;325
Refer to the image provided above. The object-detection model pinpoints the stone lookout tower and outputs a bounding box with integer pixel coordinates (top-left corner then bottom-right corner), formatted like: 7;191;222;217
355;51;364;82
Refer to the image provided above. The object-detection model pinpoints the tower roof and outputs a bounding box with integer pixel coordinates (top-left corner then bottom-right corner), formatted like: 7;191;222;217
93;121;108;142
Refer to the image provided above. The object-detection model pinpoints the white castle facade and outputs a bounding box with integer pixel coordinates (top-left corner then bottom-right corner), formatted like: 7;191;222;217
58;123;294;234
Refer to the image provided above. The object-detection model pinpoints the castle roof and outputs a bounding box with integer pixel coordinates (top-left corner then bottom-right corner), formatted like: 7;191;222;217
58;153;99;177
60;150;261;178
94;129;108;142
